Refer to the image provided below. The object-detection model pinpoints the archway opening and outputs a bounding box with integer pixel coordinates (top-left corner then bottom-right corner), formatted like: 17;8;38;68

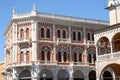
97;37;110;55
19;70;31;80
112;33;120;52
100;64;120;80
89;70;96;80
40;69;53;80
73;70;84;80
103;71;113;80
57;70;69;80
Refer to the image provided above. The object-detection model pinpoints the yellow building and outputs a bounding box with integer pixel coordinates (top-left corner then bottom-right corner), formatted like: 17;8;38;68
0;61;4;80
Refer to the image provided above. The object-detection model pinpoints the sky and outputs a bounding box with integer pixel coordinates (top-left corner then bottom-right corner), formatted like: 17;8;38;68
0;0;109;61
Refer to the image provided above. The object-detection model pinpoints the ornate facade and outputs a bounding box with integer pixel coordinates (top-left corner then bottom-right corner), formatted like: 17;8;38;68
1;4;110;80
95;0;120;80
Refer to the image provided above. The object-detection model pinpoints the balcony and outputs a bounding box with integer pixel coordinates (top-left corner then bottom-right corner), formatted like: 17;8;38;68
17;38;31;43
57;38;69;44
37;60;57;65
97;51;120;61
71;62;89;66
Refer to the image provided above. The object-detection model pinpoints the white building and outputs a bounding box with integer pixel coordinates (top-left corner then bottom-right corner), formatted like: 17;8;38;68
3;0;119;80
95;0;120;80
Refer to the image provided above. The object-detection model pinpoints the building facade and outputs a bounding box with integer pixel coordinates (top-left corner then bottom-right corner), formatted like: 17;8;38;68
95;0;120;80
0;61;4;80
1;4;110;80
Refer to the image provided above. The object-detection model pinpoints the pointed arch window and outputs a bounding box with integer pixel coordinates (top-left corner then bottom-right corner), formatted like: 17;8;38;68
73;53;77;62
73;31;76;40
41;51;45;60
92;33;94;41
57;30;61;38
87;33;91;40
63;52;67;62
63;30;66;39
79;53;82;62
26;51;29;62
58;52;61;62
47;51;51;61
26;28;29;38
78;32;82;41
41;28;44;38
46;28;50;38
20;52;24;62
20;29;24;38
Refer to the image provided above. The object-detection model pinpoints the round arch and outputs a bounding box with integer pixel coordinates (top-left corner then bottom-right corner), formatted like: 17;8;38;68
73;70;84;80
88;70;96;80
97;37;111;55
40;69;53;80
112;32;120;52
19;70;31;80
57;70;69;80
100;63;120;80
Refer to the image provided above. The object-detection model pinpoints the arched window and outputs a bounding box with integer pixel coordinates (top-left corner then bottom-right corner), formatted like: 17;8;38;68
20;52;24;62
26;51;29;62
74;53;77;62
58;52;61;62
20;29;24;38
78;32;82;41
47;51;50;61
57;30;61;38
88;54;92;63
92;33;94;41
63;52;67;62
26;28;29;38
46;28;50;38
41;28;44;38
63;30;66;39
87;33;91;40
79;53;82;62
41;51;45;60
73;31;76;40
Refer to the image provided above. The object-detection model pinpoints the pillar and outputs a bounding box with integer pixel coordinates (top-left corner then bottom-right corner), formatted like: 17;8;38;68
31;21;38;61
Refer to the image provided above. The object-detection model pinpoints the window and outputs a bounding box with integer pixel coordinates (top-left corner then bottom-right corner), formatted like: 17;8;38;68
47;51;50;61
20;29;24;38
58;52;61;62
79;53;82;62
63;30;66;39
26;51;29;62
73;31;76;40
74;53;77;62
92;33;94;41
26;28;29;38
87;33;91;40
63;52;67;62
46;28;50;38
88;54;92;63
41;51;45;60
57;30;61;38
41;28;44;38
78;32;82;41
20;52;24;62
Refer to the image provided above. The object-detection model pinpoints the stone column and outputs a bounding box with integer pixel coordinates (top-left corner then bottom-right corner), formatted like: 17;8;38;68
110;41;113;59
95;45;99;61
31;21;38;80
31;21;38;61
83;27;87;63
53;24;56;64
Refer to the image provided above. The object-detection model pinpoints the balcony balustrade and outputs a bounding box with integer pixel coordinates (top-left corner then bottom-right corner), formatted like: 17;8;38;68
97;51;120;61
17;37;31;43
72;62;89;66
57;38;69;44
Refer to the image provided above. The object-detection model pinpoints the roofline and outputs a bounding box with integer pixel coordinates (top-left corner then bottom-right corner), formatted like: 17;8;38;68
4;11;109;35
